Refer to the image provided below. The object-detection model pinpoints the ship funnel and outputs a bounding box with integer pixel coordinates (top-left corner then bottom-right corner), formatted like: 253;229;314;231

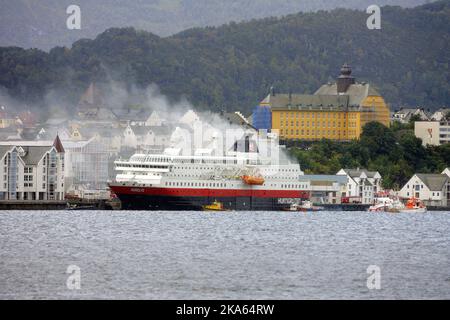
231;135;259;153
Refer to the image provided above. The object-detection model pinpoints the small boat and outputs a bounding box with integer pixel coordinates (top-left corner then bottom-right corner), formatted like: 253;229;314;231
398;197;427;213
368;197;405;213
203;200;228;212
242;175;265;186
284;200;324;212
299;200;324;212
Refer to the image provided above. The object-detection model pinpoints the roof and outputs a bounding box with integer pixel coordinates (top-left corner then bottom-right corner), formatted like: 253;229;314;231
435;108;450;114
314;82;380;106
341;168;379;179
53;135;65;153
222;111;256;130
128;125;173;137
85;126;123;138
415;174;449;191
298;175;348;184
20;146;52;165
0;145;14;159
270;94;351;111
113;108;152;121
147;125;173;136
0;141;53;147
130;126;151;136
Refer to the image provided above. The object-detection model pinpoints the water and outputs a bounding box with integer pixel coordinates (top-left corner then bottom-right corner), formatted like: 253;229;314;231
0;210;449;300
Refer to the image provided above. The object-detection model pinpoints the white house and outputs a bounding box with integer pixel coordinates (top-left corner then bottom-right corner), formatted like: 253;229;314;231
122;124;172;152
0;136;65;201
337;168;382;204
430;108;450;121
298;175;348;204
442;168;450;178
399;173;449;206
392;108;430;123
179;110;200;129
145;111;164;127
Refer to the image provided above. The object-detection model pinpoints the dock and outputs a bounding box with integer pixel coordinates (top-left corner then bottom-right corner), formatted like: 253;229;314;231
0;200;68;210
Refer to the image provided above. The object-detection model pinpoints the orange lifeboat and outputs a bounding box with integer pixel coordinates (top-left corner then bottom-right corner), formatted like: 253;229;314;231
242;175;265;185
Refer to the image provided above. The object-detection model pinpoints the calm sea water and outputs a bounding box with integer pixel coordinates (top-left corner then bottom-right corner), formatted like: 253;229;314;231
0;210;449;300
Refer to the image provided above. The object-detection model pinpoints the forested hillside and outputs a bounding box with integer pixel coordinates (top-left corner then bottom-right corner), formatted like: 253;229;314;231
0;0;431;50
0;1;449;114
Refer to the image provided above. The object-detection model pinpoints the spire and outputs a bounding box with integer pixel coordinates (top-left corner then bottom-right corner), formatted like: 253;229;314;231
53;134;65;153
337;63;355;93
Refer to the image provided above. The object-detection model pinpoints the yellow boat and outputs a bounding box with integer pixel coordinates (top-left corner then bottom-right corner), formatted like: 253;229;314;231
203;200;227;211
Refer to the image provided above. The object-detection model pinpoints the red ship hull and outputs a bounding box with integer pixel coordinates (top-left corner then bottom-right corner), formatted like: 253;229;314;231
109;185;310;211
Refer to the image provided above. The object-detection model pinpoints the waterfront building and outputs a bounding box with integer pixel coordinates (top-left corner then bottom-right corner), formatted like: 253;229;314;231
298;175;348;204
0;136;65;201
399;172;449;207
62;136;110;196
269;64;390;141
414;121;450;146
336;168;382;204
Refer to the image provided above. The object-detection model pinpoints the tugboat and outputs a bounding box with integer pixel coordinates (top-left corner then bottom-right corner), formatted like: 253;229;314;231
203;200;228;212
398;197;427;213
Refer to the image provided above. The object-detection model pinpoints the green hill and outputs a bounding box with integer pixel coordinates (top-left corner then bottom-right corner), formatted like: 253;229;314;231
0;1;449;114
0;0;430;50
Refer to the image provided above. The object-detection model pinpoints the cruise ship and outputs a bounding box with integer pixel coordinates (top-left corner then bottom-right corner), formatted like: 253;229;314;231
109;133;309;210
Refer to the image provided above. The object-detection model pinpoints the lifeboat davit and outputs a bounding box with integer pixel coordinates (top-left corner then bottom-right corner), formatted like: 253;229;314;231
242;175;265;185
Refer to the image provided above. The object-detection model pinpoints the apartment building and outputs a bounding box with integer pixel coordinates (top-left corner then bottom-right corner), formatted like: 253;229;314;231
0;136;65;201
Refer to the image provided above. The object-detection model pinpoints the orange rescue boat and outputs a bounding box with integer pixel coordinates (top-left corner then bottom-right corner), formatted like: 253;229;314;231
242;175;265;185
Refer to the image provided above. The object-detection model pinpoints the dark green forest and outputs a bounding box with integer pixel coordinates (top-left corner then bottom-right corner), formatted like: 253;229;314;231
290;121;450;189
1;0;430;50
0;1;449;115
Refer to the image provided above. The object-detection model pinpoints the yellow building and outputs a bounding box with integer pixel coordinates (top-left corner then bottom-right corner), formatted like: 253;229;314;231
269;64;390;141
